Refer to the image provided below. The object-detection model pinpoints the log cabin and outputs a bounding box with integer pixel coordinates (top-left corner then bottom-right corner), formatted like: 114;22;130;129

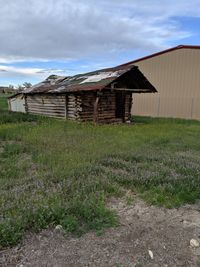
8;65;157;123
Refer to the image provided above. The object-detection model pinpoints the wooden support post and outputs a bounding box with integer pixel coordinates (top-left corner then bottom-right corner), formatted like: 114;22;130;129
128;93;132;120
7;99;11;111
122;91;125;123
93;95;100;125
65;95;68;119
24;95;28;113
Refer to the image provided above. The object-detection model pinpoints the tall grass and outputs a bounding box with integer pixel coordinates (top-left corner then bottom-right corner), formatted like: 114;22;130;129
1;94;200;247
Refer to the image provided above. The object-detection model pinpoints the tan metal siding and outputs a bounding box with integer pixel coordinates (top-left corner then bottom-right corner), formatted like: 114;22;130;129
132;48;200;120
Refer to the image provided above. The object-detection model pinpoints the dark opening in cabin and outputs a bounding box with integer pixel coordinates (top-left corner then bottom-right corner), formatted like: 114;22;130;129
115;91;125;120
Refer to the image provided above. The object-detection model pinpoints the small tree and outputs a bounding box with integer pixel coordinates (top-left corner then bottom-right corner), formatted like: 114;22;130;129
16;85;24;92
23;82;32;88
8;84;14;90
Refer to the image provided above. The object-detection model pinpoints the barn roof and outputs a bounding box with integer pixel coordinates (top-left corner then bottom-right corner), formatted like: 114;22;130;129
119;45;200;66
23;65;156;94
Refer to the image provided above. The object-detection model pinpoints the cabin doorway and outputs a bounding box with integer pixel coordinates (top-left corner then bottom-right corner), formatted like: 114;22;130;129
115;91;125;121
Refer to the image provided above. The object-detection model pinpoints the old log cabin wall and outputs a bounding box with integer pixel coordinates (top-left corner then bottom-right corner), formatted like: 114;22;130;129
25;91;132;122
26;94;66;118
80;91;132;122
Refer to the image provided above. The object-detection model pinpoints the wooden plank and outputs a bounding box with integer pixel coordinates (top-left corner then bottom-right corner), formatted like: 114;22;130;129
104;87;152;92
27;108;65;112
65;95;68;119
28;108;65;115
23;95;27;113
27;101;65;106
27;97;65;101
27;95;65;101
28;113;65;119
29;112;65;119
28;111;65;117
27;104;65;109
27;98;65;103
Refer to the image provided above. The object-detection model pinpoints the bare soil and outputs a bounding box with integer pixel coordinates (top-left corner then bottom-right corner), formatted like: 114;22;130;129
1;197;200;267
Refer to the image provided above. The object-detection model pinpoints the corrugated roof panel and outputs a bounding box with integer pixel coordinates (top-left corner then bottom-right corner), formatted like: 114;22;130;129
23;65;156;94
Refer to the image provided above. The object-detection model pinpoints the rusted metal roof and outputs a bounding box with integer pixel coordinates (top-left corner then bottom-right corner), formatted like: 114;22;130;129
23;65;156;94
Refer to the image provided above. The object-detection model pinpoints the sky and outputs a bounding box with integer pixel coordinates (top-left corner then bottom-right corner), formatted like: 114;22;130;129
0;0;200;87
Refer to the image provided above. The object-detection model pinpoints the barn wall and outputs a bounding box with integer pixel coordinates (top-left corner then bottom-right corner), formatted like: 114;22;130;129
26;94;66;118
131;48;200;120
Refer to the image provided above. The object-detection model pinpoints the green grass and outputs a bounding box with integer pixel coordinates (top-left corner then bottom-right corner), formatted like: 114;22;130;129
0;93;38;124
1;93;200;247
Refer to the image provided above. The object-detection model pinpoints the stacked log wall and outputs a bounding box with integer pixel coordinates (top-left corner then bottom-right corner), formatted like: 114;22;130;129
79;90;132;122
97;91;117;123
26;91;132;122
26;94;66;118
79;92;96;121
67;94;82;120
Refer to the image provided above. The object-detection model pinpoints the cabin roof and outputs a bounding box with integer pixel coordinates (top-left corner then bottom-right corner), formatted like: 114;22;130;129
23;65;156;94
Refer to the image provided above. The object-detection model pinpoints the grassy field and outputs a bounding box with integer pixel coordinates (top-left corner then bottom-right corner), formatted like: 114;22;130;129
1;93;200;248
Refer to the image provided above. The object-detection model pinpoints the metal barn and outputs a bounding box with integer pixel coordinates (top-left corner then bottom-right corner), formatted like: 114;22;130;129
121;45;200;120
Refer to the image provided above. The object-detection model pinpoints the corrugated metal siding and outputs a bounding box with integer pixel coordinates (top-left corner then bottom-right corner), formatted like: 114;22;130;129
27;94;66;118
132;48;200;120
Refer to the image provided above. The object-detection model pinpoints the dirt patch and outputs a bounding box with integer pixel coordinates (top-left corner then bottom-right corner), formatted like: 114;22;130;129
1;197;200;267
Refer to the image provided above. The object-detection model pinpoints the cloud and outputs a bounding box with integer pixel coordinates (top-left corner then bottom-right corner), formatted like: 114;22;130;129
1;0;199;86
0;0;199;63
0;65;66;80
0;65;42;76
